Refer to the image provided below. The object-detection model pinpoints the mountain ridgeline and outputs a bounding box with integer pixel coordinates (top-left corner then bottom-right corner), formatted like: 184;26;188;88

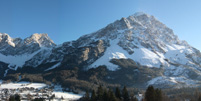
1;12;201;90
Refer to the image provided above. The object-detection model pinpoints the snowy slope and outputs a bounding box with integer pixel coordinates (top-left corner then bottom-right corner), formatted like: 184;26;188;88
81;12;201;87
89;36;166;71
0;33;56;76
86;13;195;70
0;48;49;69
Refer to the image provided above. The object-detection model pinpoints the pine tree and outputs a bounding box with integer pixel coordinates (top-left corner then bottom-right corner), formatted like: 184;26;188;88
155;88;162;101
33;98;45;101
83;91;90;101
145;85;155;101
130;96;138;101
122;86;130;101
97;85;104;100
9;95;15;101
108;89;117;101
115;87;121;100
198;94;201;101
103;89;109;101
130;92;138;101
14;94;21;101
91;90;96;101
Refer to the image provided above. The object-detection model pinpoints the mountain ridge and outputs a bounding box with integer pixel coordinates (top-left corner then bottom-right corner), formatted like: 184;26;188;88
0;33;56;48
1;12;201;89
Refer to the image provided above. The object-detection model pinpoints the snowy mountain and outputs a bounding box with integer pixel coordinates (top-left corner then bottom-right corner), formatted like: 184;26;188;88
1;12;201;89
57;12;201;88
0;33;55;76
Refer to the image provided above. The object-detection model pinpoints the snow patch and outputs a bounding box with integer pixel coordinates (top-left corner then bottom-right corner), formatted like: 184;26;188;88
147;76;198;88
89;37;166;70
53;92;82;100
164;66;185;76
0;48;48;69
4;69;9;77
165;44;190;65
45;62;61;71
52;85;82;100
132;48;165;67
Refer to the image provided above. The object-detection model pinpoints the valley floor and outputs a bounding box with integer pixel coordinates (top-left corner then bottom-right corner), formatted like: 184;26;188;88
0;80;83;101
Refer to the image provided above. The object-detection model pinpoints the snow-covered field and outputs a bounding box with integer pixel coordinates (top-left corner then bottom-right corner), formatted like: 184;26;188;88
0;80;82;101
0;81;46;89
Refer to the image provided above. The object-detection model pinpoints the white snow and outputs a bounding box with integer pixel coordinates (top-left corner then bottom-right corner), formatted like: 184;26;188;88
3;69;9;77
89;39;123;71
52;92;82;100
165;44;189;64
52;85;82;100
111;52;127;59
164;66;185;76
169;77;177;83
132;48;165;67
147;76;198;88
89;37;166;70
0;82;46;90
133;12;151;17
7;38;15;47
136;93;143;101
45;62;61;71
0;48;48;69
0;33;15;47
147;76;165;86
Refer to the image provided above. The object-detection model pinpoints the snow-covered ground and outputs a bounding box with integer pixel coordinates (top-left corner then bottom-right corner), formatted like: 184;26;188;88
147;76;200;88
52;92;82;100
0;81;83;101
0;81;46;90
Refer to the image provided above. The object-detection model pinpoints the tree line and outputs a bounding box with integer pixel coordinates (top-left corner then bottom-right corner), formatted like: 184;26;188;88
80;85;138;101
80;85;168;101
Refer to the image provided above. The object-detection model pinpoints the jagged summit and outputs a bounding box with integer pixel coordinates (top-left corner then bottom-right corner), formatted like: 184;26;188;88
0;33;15;47
25;33;56;47
0;33;56;69
76;12;183;48
132;12;151;17
0;33;55;49
29;33;49;41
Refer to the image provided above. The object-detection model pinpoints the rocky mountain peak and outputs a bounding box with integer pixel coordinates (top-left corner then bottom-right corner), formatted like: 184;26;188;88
25;33;56;47
132;12;151;17
0;33;15;47
0;33;55;56
76;12;183;49
30;33;48;40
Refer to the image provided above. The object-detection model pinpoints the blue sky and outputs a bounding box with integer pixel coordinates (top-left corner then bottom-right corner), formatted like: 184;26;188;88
0;0;201;50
